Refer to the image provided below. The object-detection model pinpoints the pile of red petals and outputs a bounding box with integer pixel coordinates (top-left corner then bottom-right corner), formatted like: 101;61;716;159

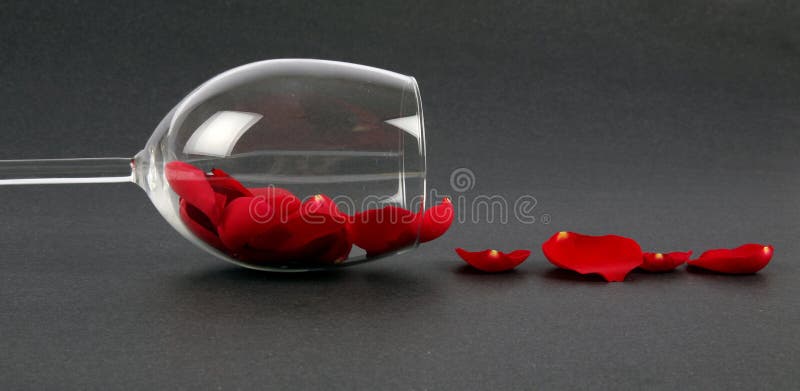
165;162;454;266
455;248;531;272
541;231;774;282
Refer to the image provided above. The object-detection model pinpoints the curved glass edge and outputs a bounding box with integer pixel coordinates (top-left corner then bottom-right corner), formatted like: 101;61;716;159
410;76;427;210
168;59;415;140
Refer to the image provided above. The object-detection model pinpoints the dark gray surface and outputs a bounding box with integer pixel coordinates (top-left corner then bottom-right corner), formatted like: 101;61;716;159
1;1;799;389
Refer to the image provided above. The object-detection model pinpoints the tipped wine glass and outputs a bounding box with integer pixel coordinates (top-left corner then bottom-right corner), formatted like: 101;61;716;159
0;59;428;271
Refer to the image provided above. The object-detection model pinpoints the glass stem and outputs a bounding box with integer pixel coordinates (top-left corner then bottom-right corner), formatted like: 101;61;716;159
0;157;134;185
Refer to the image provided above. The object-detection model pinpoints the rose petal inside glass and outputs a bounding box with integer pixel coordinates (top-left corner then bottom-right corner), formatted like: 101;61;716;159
168;162;455;268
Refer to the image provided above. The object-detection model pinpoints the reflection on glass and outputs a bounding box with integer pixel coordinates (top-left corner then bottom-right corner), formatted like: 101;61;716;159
183;111;263;157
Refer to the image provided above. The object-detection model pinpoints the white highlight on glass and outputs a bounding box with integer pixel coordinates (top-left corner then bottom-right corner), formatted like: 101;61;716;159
385;114;421;140
183;111;263;157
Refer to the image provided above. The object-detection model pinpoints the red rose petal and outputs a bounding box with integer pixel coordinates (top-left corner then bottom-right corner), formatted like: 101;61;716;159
166;161;220;224
265;195;349;252
288;233;343;260
688;244;773;274
168;167;354;265
233;223;351;266
317;232;353;264
279;229;352;264
299;194;348;222
541;231;643;282
419;198;454;243
248;186;298;202
214;192;227;212
248;187;302;220
179;199;225;250
207;168;252;204
640;251;692;272
351;205;419;255
217;196;283;250
244;225;295;252
455;248;531;272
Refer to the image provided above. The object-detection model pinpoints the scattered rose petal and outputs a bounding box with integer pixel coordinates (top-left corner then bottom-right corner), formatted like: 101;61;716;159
420;198;454;243
166;161;220;224
351;205;418;255
541;231;643;282
640;251;692;272
688;244;773;274
455;248;531;272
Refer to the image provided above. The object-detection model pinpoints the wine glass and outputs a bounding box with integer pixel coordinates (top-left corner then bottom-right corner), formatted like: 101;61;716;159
0;59;428;271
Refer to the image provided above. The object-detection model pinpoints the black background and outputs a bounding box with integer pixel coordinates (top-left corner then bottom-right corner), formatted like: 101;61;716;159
1;1;799;389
